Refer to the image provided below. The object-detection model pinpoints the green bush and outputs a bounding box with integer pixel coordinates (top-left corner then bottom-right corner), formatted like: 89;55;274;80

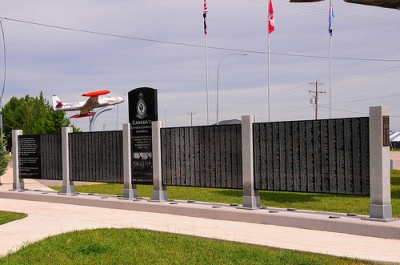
0;152;7;177
0;136;7;180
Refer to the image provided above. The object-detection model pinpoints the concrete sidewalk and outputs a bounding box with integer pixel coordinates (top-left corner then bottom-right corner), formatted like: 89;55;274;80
1;167;400;263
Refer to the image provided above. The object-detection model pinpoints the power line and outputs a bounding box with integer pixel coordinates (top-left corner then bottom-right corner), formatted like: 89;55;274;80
332;65;400;82
319;105;367;116
331;92;400;105
2;17;400;63
271;83;309;99
270;105;313;117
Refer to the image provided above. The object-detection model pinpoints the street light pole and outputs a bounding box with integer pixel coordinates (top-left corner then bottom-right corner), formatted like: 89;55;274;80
216;53;247;125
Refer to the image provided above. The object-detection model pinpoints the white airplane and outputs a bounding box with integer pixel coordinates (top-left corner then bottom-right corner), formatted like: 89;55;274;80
52;89;125;118
290;0;399;9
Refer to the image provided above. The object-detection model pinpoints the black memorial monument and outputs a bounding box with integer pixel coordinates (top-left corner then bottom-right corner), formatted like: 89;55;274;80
128;87;158;184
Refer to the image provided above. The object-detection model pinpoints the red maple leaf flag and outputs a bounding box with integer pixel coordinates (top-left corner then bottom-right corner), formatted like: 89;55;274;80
269;0;275;34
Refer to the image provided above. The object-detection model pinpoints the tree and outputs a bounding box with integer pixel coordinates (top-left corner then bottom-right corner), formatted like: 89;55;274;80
0;135;8;180
2;92;80;149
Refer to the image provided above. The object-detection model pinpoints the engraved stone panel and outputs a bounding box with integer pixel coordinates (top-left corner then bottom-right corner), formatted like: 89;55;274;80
285;122;294;191
360;118;370;194
352;118;362;194
344;119;353;194
328;119;338;193
254;123;262;189
299;121;307;192
279;122;286;190
194;127;201;186
253;117;370;196
306;121;314;192
313;120;322;193
41;134;62;180
18;135;42;179
69;131;123;183
336;119;346;194
266;123;274;190
320;120;330;193
161;125;242;189
292;122;300;191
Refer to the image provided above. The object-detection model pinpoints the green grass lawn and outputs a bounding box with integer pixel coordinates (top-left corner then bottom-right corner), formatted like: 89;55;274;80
0;211;27;225
0;228;373;265
49;170;400;217
1;171;398;264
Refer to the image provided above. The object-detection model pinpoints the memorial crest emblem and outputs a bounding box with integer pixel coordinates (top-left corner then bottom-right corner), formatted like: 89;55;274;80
136;92;147;119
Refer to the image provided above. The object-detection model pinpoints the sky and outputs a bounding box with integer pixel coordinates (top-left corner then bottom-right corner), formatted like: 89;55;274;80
0;0;399;132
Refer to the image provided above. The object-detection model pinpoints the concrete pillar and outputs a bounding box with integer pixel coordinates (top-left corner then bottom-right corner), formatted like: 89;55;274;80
241;115;260;209
151;121;168;201
12;130;24;191
123;123;138;199
61;127;75;194
368;106;394;221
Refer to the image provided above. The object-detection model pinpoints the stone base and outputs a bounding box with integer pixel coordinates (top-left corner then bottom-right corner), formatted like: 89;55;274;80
62;183;75;194
363;216;398;222
240;195;260;210
151;189;168;202
13;181;24;191
366;204;394;221
124;188;138;199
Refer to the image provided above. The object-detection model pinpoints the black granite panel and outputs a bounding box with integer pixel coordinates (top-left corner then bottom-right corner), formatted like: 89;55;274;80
253;117;370;196
69;131;123;183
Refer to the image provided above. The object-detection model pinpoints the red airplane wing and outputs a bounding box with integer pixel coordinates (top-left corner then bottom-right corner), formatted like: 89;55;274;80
82;90;110;97
290;0;323;2
70;112;95;119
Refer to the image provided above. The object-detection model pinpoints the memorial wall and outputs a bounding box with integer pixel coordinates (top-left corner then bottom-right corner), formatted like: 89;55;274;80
69;131;123;183
253;118;370;195
17;117;370;196
161;125;242;189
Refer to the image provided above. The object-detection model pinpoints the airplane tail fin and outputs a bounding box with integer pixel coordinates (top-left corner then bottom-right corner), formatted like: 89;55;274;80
52;95;63;109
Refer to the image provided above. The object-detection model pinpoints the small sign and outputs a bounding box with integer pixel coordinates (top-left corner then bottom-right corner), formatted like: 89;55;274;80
383;116;390;147
128;87;158;184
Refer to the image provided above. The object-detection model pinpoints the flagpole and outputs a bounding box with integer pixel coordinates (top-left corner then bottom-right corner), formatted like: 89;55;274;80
267;0;274;123
268;32;271;122
328;0;333;119
329;35;332;119
205;34;209;125
203;0;209;125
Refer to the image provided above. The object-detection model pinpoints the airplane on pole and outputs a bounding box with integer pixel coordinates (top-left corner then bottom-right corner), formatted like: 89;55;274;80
343;0;400;9
290;0;399;9
52;90;125;118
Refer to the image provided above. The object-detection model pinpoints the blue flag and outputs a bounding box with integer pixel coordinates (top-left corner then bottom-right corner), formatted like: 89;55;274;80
329;0;335;36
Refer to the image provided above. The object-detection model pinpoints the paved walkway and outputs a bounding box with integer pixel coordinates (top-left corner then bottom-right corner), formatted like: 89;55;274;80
1;165;400;263
391;151;400;169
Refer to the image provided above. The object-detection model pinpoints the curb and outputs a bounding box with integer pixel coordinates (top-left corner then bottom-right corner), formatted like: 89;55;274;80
1;189;400;240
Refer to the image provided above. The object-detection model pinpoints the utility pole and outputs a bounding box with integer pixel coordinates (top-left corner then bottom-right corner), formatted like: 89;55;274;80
309;81;325;120
187;112;196;126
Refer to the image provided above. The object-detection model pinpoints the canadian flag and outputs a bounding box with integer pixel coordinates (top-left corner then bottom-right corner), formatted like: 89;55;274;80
269;0;275;34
